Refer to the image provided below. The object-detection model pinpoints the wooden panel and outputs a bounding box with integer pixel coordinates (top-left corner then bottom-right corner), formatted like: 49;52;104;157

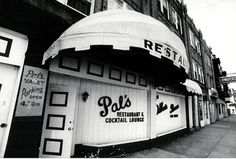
59;56;80;72
153;91;186;136
109;67;122;81
87;61;104;77
39;83;77;157
0;35;12;57
126;72;136;84
75;79;148;145
0;64;18;157
42;138;63;156
0;27;27;66
139;76;147;87
46;114;66;130
50;92;68;107
50;56;149;91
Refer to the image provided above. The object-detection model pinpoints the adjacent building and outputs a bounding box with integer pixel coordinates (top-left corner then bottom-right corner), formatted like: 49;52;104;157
212;55;229;119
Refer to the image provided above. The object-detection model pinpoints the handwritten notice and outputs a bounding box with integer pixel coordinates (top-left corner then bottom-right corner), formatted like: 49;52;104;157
15;65;48;117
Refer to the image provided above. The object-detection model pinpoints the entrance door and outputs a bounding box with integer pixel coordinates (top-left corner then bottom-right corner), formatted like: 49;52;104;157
0;64;18;157
39;84;76;158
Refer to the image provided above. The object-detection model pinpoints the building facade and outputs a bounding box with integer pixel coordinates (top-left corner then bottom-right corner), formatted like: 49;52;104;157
0;0;228;157
200;34;217;124
212;55;229;119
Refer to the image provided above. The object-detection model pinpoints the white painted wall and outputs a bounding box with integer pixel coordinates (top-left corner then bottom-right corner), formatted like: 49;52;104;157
49;56;149;147
0;27;28;66
0;27;28;157
153;90;186;137
75;79;148;146
48;54;189;150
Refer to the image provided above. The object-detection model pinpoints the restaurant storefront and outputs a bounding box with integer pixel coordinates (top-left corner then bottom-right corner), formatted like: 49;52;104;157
10;10;189;157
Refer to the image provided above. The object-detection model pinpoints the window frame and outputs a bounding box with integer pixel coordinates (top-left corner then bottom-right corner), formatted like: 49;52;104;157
189;29;195;48
56;0;94;16
107;0;134;10
192;61;199;80
171;8;177;27
162;0;169;19
195;37;201;55
177;14;182;34
0;35;12;57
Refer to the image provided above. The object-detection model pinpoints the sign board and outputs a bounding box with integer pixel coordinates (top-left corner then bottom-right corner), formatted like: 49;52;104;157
75;80;148;145
154;91;186;136
15;65;48;117
220;76;236;84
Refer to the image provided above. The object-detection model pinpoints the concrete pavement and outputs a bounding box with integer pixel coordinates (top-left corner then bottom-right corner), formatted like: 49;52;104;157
125;115;236;158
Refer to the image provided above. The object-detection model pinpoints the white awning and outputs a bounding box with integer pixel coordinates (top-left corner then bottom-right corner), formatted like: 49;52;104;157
42;9;189;73
183;79;202;95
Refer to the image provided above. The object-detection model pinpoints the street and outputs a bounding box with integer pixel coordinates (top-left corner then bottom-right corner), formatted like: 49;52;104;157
125;115;236;158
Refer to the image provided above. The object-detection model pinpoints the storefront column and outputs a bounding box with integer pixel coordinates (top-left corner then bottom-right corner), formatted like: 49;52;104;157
193;95;199;129
150;88;157;139
188;96;193;131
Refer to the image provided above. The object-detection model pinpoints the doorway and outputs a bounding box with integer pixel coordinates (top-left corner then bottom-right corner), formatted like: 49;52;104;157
39;83;77;157
0;64;18;157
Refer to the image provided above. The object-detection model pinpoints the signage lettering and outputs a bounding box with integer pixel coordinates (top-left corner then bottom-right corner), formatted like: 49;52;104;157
156;94;180;118
170;104;179;113
156;102;168;115
15;66;48;117
98;95;131;117
97;95;145;123
144;39;187;68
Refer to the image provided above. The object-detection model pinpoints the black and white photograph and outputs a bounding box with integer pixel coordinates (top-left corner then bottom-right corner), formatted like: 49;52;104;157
0;0;236;158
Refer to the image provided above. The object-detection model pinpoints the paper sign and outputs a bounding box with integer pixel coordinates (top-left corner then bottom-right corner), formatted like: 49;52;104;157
15;65;48;117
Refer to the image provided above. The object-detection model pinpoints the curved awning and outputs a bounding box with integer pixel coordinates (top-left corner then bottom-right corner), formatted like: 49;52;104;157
182;79;202;95
42;9;189;74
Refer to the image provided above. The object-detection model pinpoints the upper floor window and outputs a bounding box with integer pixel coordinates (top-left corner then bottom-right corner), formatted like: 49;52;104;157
157;0;161;11
205;54;211;67
171;8;177;26
57;0;93;15
189;29;201;54
195;38;201;55
189;29;195;47
177;14;182;34
162;0;169;19
192;61;198;80
107;0;134;10
198;66;204;83
171;8;182;34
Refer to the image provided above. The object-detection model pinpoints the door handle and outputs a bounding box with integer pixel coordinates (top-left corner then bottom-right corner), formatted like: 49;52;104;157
0;123;7;128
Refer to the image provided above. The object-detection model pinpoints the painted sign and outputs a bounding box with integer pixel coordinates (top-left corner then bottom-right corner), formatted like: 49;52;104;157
15;65;48;117
75;80;148;145
98;95;145;123
144;39;188;70
154;91;186;136
156;94;180;118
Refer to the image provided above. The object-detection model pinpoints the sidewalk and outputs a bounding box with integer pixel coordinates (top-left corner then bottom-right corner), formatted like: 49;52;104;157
125;115;236;158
